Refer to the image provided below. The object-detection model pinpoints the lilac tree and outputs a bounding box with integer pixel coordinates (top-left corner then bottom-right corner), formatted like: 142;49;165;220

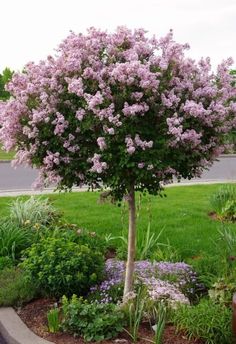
0;27;235;297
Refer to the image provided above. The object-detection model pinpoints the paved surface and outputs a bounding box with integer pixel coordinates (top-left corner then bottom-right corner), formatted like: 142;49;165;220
0;155;235;194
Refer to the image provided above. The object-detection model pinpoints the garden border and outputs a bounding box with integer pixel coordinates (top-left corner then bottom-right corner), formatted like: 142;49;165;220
0;307;54;344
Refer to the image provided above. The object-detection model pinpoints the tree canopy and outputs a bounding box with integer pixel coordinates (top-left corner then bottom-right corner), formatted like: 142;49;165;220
0;28;235;199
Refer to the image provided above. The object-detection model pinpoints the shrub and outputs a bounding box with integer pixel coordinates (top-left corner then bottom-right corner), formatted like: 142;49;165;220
210;185;236;220
21;231;105;297
172;298;232;344
9;196;60;227
0;220;33;260
61;224;108;254
61;295;125;341
0;267;37;306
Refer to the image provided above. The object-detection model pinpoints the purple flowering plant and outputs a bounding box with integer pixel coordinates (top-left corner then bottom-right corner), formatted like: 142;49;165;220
0;27;235;296
90;259;204;306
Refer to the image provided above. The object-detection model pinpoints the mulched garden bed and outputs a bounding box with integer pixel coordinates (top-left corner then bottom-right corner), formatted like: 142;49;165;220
17;298;204;344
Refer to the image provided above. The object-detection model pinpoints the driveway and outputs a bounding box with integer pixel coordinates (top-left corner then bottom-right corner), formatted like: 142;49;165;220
0;155;235;194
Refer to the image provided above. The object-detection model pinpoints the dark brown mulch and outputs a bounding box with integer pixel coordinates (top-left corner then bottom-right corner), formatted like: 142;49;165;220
17;298;204;344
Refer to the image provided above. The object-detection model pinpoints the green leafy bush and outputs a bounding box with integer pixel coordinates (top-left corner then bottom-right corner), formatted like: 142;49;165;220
172;298;232;344
0;267;37;306
208;276;236;307
0;220;33;260
0;256;14;270
9;196;60;227
21;231;104;297
59;224;108;254
61;295;125;341
210;185;236;220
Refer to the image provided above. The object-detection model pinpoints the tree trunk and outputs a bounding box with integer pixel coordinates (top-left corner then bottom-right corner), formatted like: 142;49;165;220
123;185;136;298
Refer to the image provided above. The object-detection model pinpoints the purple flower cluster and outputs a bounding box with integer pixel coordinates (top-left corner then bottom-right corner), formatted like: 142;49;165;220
0;27;235;193
90;259;202;306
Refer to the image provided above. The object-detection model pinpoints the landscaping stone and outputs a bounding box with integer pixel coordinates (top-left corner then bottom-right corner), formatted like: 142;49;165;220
0;307;54;344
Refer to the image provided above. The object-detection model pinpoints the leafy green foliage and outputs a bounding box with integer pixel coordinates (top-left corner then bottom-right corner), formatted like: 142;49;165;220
0;220;34;260
61;295;125;341
58;223;108;255
21;230;105;297
121;287;145;342
9;196;61;228
152;302;167;344
189;254;224;288
115;223;165;260
210;185;236;221
172;299;232;344
0;185;235;263
0;68;13;100
208;277;236;306
0;256;14;270
0;267;37;306
47;308;60;333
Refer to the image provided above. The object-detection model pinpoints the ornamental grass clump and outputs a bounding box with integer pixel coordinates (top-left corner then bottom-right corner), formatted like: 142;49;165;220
1;27;235;297
9;196;60;227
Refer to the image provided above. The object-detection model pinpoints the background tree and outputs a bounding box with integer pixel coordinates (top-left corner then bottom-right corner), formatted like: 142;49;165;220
0;68;13;100
0;27;235;297
223;70;236;153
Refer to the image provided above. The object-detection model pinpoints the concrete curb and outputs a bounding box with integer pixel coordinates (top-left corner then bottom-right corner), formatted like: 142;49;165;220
0;180;235;197
0;307;54;344
0;160;12;163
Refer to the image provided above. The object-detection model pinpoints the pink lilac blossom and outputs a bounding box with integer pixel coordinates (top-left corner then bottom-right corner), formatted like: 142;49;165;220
89;153;108;174
0;27;234;194
97;137;107;150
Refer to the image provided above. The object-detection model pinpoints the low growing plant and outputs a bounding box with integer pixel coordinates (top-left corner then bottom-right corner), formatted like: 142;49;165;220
209;185;236;221
152;302;167;344
61;295;125;341
115;224;165;260
0;220;33;260
47;307;60;333
21;230;105;297
0;256;14;270
208;276;236;307
172;298;232;344
9;196;60;227
122;287;145;342
0;267;37;306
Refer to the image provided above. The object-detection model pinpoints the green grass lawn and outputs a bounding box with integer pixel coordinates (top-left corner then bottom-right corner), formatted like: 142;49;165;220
0;146;14;160
0;184;235;260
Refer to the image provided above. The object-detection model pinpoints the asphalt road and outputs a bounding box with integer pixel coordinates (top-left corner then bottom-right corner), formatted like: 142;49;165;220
0;155;235;192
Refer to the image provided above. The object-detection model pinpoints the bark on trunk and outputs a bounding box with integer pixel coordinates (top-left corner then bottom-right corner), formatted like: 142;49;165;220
123;185;136;298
